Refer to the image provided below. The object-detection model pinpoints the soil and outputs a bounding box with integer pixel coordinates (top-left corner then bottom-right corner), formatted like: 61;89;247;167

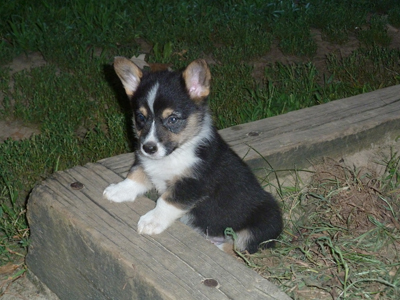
0;26;399;299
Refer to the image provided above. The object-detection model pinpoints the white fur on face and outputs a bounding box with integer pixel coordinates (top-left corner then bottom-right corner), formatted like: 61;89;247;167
137;197;187;235
141;113;213;193
147;82;159;114
103;178;149;203
140;121;167;159
140;82;170;159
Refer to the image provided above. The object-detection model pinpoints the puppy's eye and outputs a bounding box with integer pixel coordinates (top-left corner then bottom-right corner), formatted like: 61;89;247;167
136;113;146;124
167;115;179;124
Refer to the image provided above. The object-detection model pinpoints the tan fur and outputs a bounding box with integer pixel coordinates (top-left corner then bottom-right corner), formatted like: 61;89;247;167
182;59;211;100
113;57;143;96
139;106;148;118
221;243;236;256
160;189;187;210
127;166;151;187
169;113;201;144
161;108;174;119
166;169;193;189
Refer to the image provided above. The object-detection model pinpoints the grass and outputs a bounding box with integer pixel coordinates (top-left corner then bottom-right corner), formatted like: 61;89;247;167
0;0;400;295
242;150;400;299
0;181;28;286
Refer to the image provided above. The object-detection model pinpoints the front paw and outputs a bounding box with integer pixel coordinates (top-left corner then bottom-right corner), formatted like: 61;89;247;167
137;198;187;235
138;209;168;235
103;179;140;203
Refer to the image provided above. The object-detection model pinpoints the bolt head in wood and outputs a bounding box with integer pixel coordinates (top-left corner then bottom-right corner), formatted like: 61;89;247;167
202;278;219;288
247;131;260;137
70;181;84;190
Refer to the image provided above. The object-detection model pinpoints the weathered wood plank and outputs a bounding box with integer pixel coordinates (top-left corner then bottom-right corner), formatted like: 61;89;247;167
27;162;290;300
220;85;400;172
26;85;400;299
98;153;135;177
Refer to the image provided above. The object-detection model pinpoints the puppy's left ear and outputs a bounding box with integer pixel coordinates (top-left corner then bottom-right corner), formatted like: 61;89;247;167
183;59;211;100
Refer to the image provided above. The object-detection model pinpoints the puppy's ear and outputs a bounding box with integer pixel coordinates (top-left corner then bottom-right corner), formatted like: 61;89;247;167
183;59;211;100
114;56;143;97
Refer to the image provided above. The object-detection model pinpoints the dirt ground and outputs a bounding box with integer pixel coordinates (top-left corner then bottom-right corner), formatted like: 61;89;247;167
253;137;400;299
0;26;399;299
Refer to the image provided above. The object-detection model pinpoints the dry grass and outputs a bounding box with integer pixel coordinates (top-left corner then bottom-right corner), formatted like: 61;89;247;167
241;152;400;299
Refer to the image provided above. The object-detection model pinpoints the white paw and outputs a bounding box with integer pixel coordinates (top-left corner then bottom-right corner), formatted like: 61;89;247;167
137;197;187;235
103;179;145;203
138;209;169;235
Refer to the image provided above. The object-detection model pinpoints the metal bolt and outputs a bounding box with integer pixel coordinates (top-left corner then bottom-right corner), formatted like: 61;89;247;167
202;278;219;288
70;181;84;190
247;131;260;137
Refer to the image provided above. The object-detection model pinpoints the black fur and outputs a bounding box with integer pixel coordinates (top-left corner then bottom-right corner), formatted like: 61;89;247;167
172;129;283;253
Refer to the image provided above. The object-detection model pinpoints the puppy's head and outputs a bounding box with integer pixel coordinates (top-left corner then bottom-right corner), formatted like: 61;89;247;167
114;57;211;159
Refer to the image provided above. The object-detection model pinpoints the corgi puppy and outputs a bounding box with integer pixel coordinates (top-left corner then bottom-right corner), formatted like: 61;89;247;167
103;57;283;254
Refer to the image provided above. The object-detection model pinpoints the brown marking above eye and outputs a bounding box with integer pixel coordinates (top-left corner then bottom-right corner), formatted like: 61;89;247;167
139;107;148;118
161;108;174;119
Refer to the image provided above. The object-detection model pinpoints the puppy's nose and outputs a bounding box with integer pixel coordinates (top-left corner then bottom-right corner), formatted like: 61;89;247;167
142;142;158;154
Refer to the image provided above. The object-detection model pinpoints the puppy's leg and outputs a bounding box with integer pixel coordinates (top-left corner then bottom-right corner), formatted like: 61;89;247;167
138;196;187;235
103;166;152;203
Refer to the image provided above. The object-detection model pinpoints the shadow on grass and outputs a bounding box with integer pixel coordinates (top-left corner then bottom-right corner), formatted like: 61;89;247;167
102;63;137;151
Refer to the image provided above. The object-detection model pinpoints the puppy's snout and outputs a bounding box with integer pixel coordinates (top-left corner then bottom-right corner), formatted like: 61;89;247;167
143;142;158;154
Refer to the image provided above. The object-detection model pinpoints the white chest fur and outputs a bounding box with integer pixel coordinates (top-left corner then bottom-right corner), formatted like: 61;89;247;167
140;142;200;193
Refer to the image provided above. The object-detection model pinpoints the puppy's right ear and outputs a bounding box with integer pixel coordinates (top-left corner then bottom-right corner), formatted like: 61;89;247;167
183;59;211;100
113;57;143;97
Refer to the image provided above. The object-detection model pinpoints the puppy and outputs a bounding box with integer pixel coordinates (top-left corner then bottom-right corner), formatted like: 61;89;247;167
103;57;283;253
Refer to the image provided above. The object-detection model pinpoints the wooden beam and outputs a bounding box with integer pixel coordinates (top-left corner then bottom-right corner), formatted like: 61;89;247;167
221;84;400;173
27;162;289;299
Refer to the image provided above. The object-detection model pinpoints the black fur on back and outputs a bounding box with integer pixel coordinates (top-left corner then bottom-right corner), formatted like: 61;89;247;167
171;127;283;253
